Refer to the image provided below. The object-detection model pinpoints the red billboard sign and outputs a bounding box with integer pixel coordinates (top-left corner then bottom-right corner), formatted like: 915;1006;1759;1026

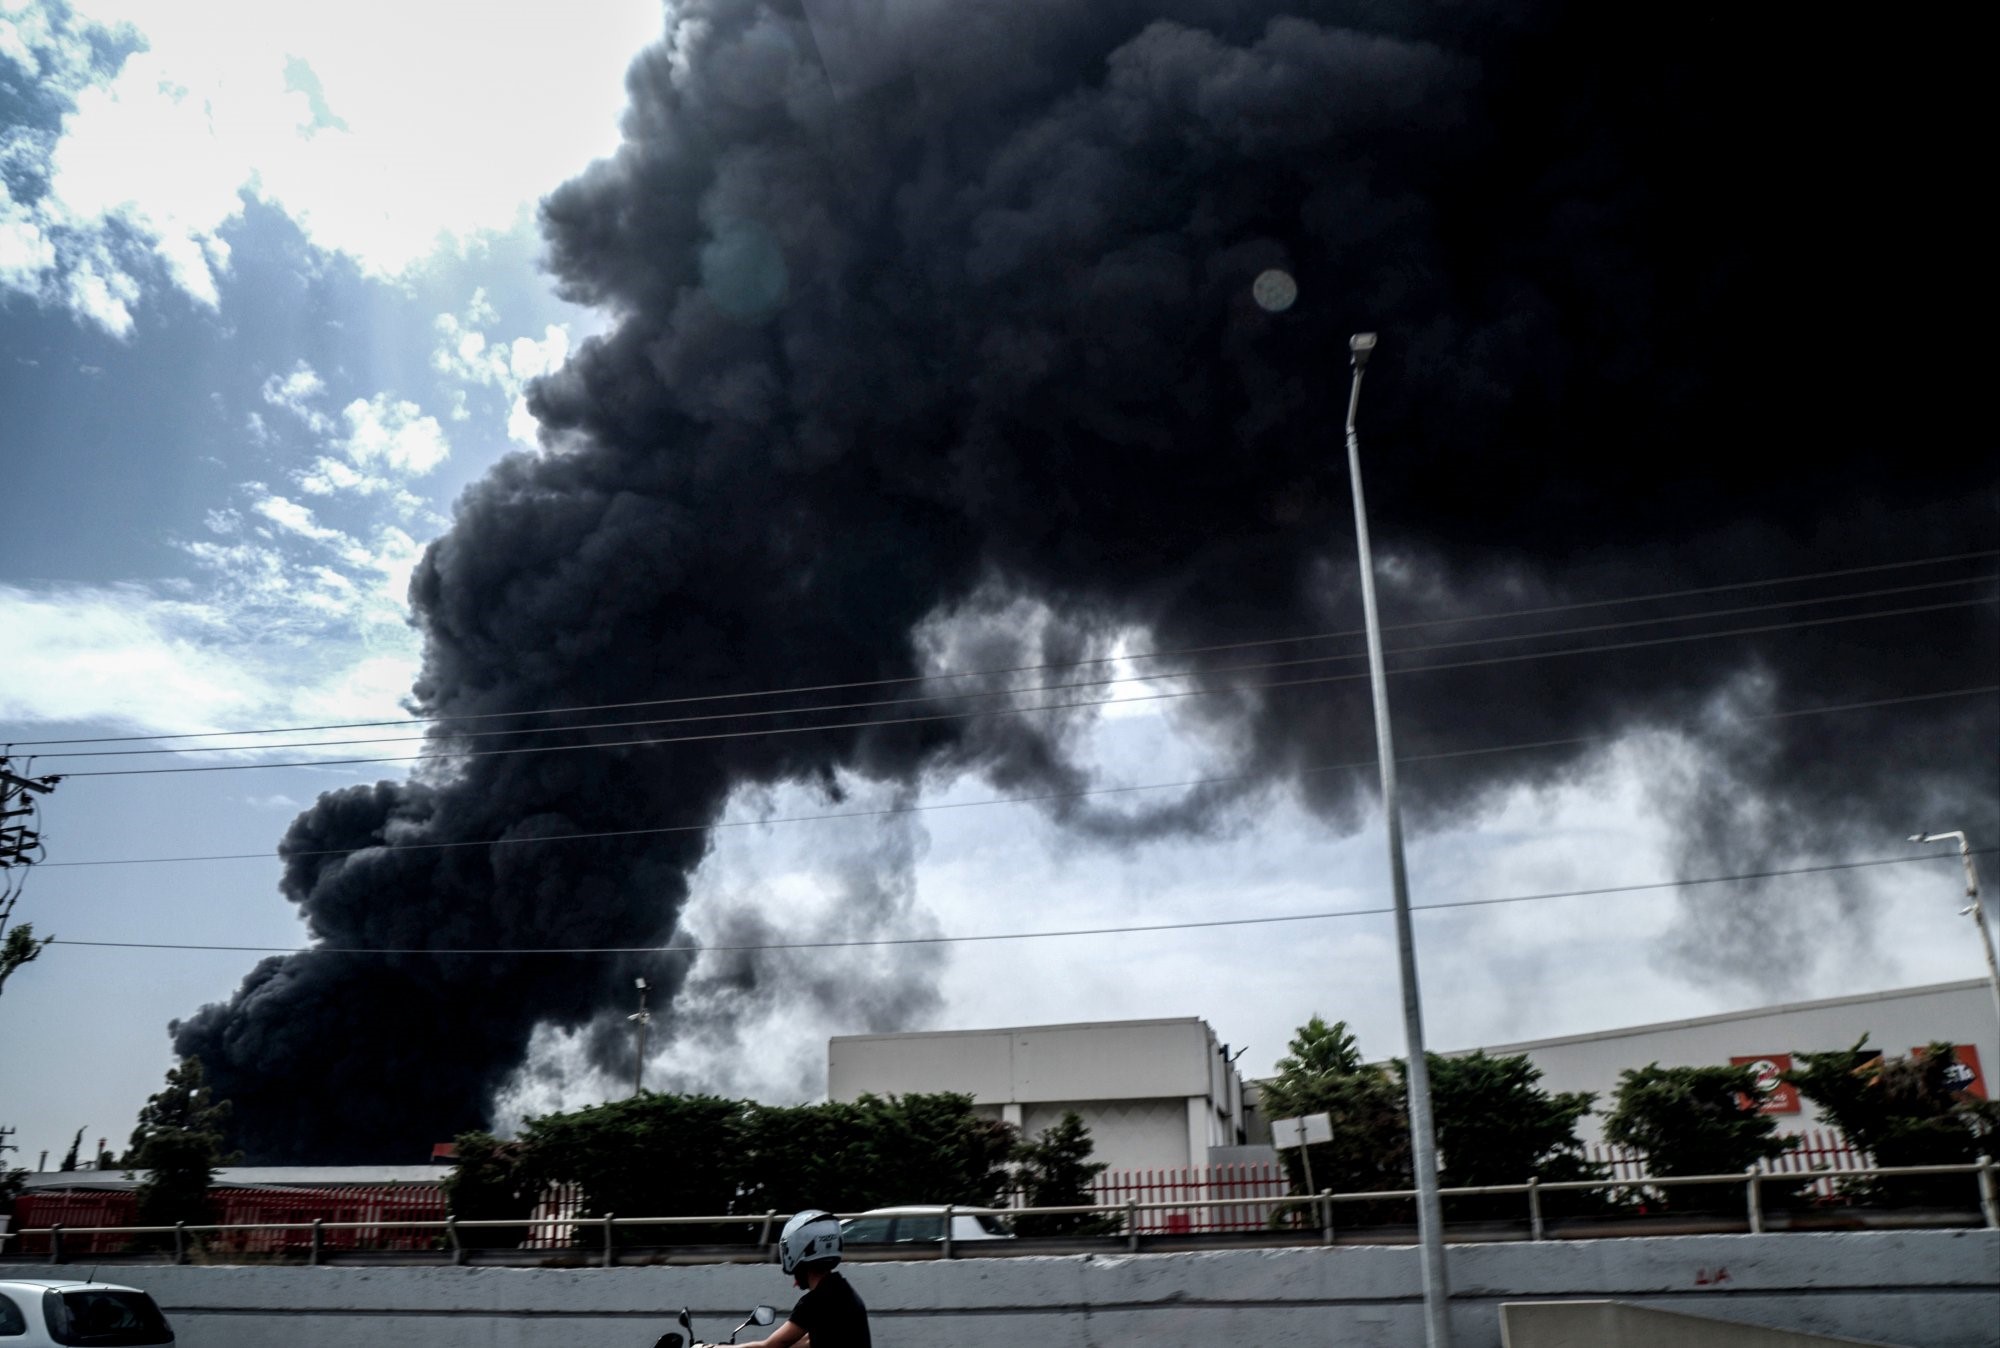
1911;1044;1987;1100
1731;1054;1800;1114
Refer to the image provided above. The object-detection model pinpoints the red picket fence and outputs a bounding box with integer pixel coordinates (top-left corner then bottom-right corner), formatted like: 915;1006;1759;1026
209;1183;448;1254
1586;1129;1869;1201
9;1183;448;1256
9;1190;135;1256
526;1180;586;1249
1091;1163;1291;1235
3;1133;1880;1258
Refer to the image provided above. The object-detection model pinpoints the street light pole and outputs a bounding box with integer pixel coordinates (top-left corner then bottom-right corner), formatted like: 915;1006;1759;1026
1910;831;2000;1024
629;977;652;1097
1344;332;1453;1348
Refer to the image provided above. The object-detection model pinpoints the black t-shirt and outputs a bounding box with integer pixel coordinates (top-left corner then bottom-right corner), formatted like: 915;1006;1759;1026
789;1269;871;1348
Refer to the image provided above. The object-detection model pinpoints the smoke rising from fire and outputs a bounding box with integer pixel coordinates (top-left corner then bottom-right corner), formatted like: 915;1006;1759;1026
176;0;1994;1161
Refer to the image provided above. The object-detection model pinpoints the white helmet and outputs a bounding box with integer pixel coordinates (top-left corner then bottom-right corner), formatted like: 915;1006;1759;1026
778;1209;842;1276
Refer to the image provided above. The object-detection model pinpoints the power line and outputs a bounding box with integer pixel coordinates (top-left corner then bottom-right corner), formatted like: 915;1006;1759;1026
50;593;2000;778
32;684;2000;869
28;572;1993;763
41;849;1998;957
11;547;1995;750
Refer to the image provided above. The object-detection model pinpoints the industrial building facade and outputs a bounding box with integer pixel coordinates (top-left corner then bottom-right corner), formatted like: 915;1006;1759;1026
1469;977;1994;1144
832;981;1994;1170
828;1017;1252;1173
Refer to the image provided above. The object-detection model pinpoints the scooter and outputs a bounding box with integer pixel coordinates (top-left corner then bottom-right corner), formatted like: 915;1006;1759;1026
653;1303;778;1348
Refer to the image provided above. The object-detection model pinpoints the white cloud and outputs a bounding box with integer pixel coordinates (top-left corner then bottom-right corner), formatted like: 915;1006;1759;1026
0;179;57;291
0;0;662;332
433;291;571;448
0;580;281;730
251;492;346;545
0;474;426;747
338;394;449;476
258;364;451;499
261;361;330;429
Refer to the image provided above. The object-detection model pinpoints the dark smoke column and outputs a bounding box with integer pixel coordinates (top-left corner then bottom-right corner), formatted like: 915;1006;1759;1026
179;0;1995;1160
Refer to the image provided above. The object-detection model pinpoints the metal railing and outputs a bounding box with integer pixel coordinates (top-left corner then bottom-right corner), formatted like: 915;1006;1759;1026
5;1158;1993;1266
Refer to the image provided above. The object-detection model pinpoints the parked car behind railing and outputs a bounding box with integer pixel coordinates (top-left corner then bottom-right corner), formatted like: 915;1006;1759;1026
839;1205;1011;1246
0;1278;176;1346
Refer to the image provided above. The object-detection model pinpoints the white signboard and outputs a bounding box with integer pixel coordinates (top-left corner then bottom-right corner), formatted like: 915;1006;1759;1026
1270;1112;1333;1149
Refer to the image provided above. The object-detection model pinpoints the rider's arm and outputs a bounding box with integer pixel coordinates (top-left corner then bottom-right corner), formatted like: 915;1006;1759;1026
736;1323;807;1348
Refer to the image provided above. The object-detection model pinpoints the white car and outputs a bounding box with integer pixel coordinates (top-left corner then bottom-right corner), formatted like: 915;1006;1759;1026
839;1205;1012;1245
0;1278;176;1346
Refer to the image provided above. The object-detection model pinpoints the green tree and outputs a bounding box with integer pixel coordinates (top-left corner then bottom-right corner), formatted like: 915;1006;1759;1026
0;923;52;999
1604;1063;1799;1213
850;1093;1015;1211
736;1092;1015;1215
1412;1051;1606;1221
1011;1111;1117;1236
1262;1017;1410;1221
57;1128;83;1172
504;1089;1020;1249
1786;1039;1999;1208
441;1131;537;1248
125;1057;237;1237
516;1093;746;1246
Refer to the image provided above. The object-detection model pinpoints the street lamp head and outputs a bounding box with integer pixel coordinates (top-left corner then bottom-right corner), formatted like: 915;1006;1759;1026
1910;833;1929;843
1349;331;1377;370
636;976;648;990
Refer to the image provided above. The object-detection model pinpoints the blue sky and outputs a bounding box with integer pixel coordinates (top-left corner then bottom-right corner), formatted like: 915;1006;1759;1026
2;0;1992;1168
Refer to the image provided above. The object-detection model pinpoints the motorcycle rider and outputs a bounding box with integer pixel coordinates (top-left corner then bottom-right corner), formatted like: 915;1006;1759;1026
730;1209;871;1348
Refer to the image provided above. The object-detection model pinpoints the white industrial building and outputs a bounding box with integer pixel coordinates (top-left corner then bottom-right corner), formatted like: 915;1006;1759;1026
828;1017;1252;1173
826;981;1991;1172
1468;978;1995;1144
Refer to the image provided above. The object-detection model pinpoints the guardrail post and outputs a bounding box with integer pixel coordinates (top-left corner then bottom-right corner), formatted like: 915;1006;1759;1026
447;1217;464;1266
1527;1179;1544;1242
311;1219;324;1267
602;1213;616;1268
1745;1168;1764;1235
758;1210;777;1252
1319;1190;1334;1246
174;1221;188;1265
1126;1200;1139;1252
48;1225;63;1266
1978;1157;1998;1231
941;1205;955;1260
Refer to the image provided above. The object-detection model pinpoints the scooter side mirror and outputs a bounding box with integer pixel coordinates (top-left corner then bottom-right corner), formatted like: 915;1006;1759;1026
751;1306;777;1327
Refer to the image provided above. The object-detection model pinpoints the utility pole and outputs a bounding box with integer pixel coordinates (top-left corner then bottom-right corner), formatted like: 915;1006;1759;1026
1910;831;2000;1025
1;757;61;1000
1;756;61;917
1343;332;1453;1348
629;977;652;1096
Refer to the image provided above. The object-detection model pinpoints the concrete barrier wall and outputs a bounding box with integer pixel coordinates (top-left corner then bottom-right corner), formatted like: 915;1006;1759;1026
1500;1300;1893;1347
118;1231;1998;1348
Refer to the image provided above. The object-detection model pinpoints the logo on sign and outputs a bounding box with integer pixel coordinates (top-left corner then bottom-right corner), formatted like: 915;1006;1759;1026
1730;1054;1800;1114
1910;1044;1987;1100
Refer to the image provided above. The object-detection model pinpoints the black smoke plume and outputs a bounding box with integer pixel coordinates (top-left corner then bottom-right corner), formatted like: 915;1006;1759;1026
177;0;1995;1161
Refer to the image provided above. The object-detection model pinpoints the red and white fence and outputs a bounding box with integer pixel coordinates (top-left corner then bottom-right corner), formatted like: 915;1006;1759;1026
10;1183;448;1256
0;1132;1890;1257
526;1180;586;1249
1090;1162;1291;1234
1587;1129;1870;1200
